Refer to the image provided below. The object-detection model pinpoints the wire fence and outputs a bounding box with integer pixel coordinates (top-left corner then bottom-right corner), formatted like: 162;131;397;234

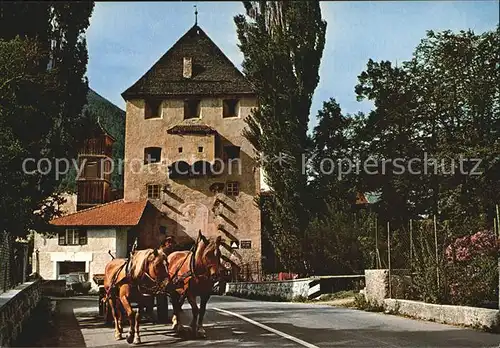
0;231;30;294
374;211;500;309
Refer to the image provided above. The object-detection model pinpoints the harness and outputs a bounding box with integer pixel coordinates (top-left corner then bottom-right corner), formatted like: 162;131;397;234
102;249;169;304
169;232;212;289
170;242;197;289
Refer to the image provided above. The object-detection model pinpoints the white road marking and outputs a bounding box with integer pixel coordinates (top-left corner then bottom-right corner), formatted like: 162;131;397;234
212;307;320;348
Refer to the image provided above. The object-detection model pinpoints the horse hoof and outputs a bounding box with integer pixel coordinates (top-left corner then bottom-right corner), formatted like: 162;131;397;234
197;329;207;339
115;334;123;341
133;337;141;345
126;334;135;344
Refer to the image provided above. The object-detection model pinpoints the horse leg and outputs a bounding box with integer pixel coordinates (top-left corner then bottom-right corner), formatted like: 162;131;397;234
133;298;142;345
120;287;136;344
146;296;158;324
186;292;199;338
109;292;123;340
170;291;186;334
116;300;124;335
196;294;210;338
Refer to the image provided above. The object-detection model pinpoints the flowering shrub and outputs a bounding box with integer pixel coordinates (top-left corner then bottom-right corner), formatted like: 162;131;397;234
445;230;499;262
445;230;499;307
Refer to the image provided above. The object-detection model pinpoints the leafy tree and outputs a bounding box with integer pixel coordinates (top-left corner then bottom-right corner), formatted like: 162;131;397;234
235;1;326;273
0;2;94;237
354;27;500;229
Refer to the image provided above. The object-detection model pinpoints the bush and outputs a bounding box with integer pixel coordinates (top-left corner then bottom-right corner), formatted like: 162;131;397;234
444;230;499;307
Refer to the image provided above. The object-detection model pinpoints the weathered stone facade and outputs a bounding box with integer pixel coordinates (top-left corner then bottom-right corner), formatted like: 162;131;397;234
121;24;262;268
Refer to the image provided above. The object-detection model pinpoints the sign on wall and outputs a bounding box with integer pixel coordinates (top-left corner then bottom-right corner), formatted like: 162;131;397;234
240;240;252;249
230;240;239;249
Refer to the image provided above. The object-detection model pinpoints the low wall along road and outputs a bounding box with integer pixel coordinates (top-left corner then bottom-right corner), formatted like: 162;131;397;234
0;280;42;346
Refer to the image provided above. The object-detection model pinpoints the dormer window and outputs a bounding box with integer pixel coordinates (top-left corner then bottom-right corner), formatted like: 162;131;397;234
223;99;239;118
184;99;200;119
183;57;192;78
145;99;162;119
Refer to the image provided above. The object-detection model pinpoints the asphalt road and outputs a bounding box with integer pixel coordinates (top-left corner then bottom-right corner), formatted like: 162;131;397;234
47;295;499;348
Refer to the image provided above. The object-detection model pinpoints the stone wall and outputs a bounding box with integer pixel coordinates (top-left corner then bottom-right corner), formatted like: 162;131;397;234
123;96;261;267
364;268;500;332
385;299;500;332
0;280;42;346
225;278;314;301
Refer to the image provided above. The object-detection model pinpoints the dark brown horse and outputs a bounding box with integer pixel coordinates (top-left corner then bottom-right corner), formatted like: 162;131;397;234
166;230;223;338
103;237;174;344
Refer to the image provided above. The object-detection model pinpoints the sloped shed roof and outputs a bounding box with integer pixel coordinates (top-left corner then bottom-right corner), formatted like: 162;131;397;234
49;199;149;227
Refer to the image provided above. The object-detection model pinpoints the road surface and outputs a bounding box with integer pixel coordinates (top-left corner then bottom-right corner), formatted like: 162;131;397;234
46;295;499;347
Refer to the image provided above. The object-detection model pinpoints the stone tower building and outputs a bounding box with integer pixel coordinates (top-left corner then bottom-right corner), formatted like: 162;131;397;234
121;24;261;270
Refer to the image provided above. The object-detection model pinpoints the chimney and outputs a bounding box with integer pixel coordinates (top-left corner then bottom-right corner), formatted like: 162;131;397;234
183;57;192;78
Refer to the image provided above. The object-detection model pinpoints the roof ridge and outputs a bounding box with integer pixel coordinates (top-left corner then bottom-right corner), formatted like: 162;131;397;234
52;198;124;222
121;23;254;99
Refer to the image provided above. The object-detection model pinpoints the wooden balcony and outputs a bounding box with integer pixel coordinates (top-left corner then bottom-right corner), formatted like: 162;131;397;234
79;135;113;157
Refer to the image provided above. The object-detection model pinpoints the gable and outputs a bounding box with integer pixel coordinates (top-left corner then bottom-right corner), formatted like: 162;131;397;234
122;25;255;99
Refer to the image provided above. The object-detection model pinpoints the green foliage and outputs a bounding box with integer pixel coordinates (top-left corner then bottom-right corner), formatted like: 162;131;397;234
352;27;500;225
235;1;327;273
318;290;356;301
58;89;126;192
353;293;384;312
305;202;376;275
0;2;94;237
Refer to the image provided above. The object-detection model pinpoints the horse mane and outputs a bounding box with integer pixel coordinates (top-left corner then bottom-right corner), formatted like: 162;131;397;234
129;249;155;279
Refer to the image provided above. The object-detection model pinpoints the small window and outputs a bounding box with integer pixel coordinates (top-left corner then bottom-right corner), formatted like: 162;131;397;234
198;146;203;153
147;184;161;199
144;147;162;164
223;99;239;118
223;146;240;161
184;99;200;119
84;161;99;179
58;229;87;246
226;182;240;196
58;232;66;245
145;99;162;119
178;147;183;153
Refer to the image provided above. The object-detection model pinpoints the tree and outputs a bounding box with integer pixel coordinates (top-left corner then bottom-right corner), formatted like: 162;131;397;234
0;2;94;237
234;1;326;273
310;98;364;210
354;27;500;230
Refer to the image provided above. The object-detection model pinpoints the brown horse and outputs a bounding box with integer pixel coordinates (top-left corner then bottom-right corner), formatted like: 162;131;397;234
103;237;174;344
166;230;223;338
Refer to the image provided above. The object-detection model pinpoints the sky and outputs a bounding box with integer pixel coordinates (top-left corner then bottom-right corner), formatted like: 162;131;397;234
86;1;499;131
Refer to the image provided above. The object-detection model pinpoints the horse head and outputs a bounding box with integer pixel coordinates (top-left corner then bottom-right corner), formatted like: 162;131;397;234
131;237;175;290
194;231;222;283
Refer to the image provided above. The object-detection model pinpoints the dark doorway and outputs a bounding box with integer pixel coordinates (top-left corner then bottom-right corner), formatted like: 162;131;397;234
58;261;85;275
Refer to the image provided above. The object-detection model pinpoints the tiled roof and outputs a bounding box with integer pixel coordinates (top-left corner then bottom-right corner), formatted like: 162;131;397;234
167;124;217;135
50;199;149;227
121;24;255;99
